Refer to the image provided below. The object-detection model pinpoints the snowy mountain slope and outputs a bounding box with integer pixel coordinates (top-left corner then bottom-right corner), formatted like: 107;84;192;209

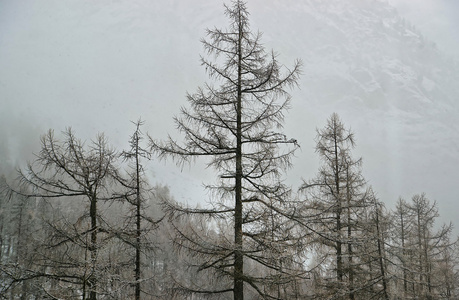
1;0;458;223
247;0;459;223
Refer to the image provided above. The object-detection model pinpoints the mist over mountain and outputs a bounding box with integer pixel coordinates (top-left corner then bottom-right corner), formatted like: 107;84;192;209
1;0;458;223
244;0;459;227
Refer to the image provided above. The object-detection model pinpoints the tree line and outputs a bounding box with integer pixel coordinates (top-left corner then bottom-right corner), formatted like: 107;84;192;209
1;1;457;299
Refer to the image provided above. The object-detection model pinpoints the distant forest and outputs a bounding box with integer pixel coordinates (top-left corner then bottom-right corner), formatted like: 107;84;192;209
1;1;457;299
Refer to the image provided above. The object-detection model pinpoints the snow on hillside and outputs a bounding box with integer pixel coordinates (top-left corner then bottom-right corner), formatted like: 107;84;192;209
246;0;459;223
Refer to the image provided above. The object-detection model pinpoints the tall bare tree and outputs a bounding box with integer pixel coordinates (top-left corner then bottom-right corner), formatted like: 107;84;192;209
389;194;458;299
300;113;370;299
5;129;121;300
118;119;162;299
410;194;454;299
149;1;301;299
391;197;412;298
361;189;390;300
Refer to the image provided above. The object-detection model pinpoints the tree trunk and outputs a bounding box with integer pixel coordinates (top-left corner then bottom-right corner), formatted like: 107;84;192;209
346;168;354;300
347;211;354;300
234;8;244;300
135;132;141;300
334;128;344;286
375;205;389;300
400;209;408;297
89;195;98;300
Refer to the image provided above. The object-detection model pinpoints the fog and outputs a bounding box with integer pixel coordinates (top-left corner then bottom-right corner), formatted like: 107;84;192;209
389;0;459;57
1;0;458;225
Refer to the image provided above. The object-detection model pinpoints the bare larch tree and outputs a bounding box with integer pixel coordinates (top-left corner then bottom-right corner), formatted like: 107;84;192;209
119;119;161;299
300;113;371;299
6;129;120;300
149;1;301;299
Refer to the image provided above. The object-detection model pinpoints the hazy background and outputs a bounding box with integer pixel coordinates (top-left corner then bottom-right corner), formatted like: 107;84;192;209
389;0;459;56
1;0;458;226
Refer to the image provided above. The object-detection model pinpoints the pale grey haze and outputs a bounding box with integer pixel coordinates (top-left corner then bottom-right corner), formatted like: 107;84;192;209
1;0;458;226
389;0;459;57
